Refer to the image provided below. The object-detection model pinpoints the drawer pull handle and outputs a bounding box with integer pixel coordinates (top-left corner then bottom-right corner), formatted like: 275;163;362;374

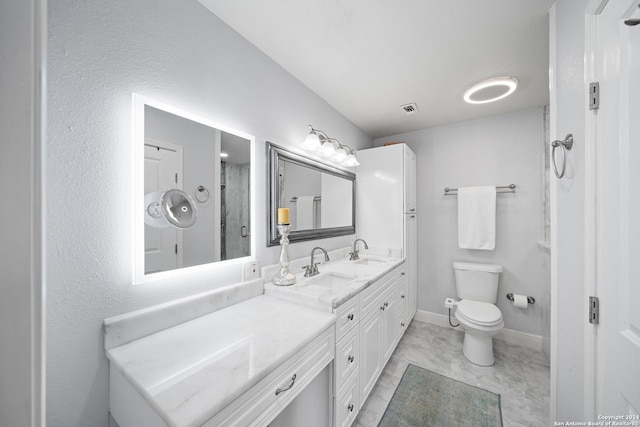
347;313;354;321
348;355;355;363
401;295;405;299
401;322;406;327
348;404;354;412
384;302;389;308
275;374;297;396
401;272;405;276
380;305;385;311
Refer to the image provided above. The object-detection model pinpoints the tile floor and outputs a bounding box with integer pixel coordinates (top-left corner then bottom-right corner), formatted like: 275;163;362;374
354;320;550;427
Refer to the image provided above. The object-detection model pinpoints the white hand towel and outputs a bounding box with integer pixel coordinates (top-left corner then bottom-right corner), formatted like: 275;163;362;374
296;196;316;230
457;186;496;250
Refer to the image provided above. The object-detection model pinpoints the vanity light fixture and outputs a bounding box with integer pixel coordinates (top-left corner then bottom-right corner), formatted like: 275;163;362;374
463;77;518;104
301;125;360;167
220;152;229;158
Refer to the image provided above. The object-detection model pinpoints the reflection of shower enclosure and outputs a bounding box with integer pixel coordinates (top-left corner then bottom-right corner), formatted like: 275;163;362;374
220;162;227;260
220;161;250;260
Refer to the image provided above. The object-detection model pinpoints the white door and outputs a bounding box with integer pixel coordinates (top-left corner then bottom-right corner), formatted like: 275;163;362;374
144;140;183;274
593;0;640;416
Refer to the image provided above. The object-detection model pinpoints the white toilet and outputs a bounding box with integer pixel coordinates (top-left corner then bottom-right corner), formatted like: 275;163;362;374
453;261;504;366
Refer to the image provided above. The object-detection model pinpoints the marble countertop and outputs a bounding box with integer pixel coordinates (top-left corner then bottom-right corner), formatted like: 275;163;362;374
264;254;405;310
106;295;336;427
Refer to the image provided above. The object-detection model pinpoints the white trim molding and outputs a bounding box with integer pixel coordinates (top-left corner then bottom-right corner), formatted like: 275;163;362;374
583;0;608;421
414;310;544;351
0;0;46;425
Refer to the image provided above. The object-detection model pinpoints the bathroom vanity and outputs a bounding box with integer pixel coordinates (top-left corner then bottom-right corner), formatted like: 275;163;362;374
105;289;336;427
264;253;409;427
105;250;409;427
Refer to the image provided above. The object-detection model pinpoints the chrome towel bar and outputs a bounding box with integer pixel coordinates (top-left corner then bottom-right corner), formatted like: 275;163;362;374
444;184;516;195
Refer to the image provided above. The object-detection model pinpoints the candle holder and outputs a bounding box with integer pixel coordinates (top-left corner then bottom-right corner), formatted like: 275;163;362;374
272;224;296;286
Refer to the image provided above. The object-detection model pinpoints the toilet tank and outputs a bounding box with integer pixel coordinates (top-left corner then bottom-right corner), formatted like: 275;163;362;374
453;262;503;303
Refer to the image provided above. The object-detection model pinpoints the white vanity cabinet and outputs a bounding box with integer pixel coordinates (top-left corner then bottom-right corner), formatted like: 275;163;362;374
207;327;335;427
397;271;409;338
358;265;404;405
333;295;360;427
105;296;336;427
264;256;408;427
331;263;407;427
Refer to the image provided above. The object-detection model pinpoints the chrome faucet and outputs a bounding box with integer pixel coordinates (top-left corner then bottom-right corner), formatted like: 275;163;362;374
349;238;369;261
302;247;330;277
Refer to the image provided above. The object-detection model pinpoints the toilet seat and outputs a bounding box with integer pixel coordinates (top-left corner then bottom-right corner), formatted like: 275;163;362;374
456;300;503;327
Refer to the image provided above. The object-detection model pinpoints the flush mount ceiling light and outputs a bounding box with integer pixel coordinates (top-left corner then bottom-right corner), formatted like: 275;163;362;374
301;125;360;167
463;77;518;104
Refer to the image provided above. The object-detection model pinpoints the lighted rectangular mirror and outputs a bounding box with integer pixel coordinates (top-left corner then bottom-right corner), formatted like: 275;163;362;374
267;142;355;246
134;94;255;283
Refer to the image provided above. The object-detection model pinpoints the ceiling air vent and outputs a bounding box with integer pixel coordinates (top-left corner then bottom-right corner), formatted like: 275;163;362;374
401;102;419;115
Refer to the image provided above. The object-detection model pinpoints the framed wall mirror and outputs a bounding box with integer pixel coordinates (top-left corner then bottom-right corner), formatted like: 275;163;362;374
134;94;255;283
267;142;355;246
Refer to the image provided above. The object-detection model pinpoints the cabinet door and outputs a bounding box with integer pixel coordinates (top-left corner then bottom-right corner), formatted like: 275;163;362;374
406;214;417;318
381;290;398;364
404;146;417;213
359;311;382;404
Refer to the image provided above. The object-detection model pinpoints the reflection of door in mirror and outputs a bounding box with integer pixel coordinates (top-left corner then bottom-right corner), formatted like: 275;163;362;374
144;140;184;273
144;105;221;272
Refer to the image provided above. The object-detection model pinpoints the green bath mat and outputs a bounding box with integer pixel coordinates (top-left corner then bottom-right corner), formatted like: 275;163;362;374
378;364;503;427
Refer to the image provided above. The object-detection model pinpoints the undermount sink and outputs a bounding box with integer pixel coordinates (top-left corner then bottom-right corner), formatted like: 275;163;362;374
305;272;357;289
353;256;388;266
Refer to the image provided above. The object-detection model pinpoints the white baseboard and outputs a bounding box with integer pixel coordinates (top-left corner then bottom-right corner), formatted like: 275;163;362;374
413;309;543;351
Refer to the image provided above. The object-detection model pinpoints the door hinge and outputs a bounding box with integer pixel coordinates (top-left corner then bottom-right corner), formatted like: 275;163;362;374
175;173;178;184
175;244;178;254
589;296;599;325
589;82;600;110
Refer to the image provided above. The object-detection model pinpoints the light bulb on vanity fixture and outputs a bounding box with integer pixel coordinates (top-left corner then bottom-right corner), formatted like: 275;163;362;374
301;125;360;167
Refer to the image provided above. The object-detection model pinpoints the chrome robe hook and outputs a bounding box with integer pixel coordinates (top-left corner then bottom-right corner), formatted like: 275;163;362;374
551;134;574;178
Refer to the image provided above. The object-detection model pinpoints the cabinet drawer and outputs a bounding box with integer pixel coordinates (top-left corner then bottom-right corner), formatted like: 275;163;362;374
397;276;408;312
397;302;409;339
360;268;397;315
205;326;335;427
335;372;359;427
334;296;359;341
335;325;359;395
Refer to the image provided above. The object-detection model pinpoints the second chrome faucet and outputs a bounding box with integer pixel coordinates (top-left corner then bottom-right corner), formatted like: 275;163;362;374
349;239;369;261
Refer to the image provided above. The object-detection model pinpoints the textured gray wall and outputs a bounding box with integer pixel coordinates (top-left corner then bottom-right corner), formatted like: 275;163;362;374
47;1;371;425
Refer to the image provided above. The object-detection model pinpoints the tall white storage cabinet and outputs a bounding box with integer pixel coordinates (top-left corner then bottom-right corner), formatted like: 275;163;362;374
356;144;418;319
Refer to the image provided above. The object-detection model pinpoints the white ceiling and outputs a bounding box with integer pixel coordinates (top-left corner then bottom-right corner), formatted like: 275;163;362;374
199;0;554;138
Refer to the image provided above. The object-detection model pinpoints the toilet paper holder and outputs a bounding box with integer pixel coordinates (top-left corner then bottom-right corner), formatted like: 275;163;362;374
506;293;535;305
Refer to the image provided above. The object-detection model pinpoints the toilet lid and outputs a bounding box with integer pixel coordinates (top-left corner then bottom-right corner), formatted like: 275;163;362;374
456;300;502;325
